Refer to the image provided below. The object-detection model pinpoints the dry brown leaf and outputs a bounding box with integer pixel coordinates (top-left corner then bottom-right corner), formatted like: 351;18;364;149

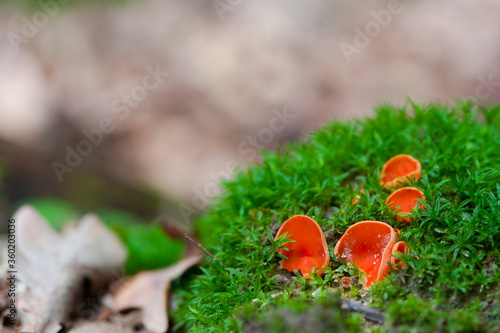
69;321;136;333
106;255;201;333
69;310;145;333
1;205;127;333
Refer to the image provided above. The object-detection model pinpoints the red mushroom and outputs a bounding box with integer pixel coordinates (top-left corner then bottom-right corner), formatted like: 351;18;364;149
380;154;421;188
334;221;396;288
352;189;365;205
386;187;425;223
274;215;330;278
341;189;364;214
391;241;410;270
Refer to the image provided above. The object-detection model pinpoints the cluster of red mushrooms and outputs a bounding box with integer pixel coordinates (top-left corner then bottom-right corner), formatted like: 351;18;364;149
274;154;425;288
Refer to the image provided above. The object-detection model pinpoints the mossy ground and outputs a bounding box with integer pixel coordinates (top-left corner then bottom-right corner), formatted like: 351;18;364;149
173;102;500;332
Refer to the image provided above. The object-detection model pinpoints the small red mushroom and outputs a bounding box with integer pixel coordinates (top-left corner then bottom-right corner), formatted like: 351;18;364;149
274;215;330;278
351;189;365;205
341;189;364;214
391;241;410;270
380;154;421;188
386;187;425;223
334;221;396;288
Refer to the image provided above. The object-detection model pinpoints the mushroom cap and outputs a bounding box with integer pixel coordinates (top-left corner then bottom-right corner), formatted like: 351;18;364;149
334;221;396;288
386;187;425;222
391;241;410;270
275;215;330;278
380;154;421;188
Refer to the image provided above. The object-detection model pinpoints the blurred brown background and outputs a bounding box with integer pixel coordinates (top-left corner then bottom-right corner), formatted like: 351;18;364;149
0;0;499;225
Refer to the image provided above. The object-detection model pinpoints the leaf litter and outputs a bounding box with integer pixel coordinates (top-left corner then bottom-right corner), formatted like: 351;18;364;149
0;205;201;333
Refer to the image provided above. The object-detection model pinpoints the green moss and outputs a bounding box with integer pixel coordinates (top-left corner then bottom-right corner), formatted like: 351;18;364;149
384;295;487;333
175;102;500;332
236;294;365;333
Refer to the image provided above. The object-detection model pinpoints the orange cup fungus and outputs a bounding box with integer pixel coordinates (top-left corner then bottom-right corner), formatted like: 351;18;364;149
352;189;365;205
386;187;425;222
274;215;330;278
391;241;410;270
334;221;402;288
380;154;421;188
341;189;364;214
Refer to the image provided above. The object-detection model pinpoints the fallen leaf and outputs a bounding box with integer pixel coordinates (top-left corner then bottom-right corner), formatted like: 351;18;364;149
69;309;145;333
105;254;201;333
1;205;127;332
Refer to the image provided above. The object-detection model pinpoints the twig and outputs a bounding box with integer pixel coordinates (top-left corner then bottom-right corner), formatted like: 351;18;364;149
184;234;227;269
341;299;385;324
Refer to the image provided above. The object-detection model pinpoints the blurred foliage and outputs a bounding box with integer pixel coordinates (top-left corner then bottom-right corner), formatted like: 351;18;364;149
101;210;185;275
0;0;131;10
20;197;185;275
19;197;80;231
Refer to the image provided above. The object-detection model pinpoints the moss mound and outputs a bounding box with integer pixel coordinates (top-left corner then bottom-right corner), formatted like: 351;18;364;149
175;102;500;332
